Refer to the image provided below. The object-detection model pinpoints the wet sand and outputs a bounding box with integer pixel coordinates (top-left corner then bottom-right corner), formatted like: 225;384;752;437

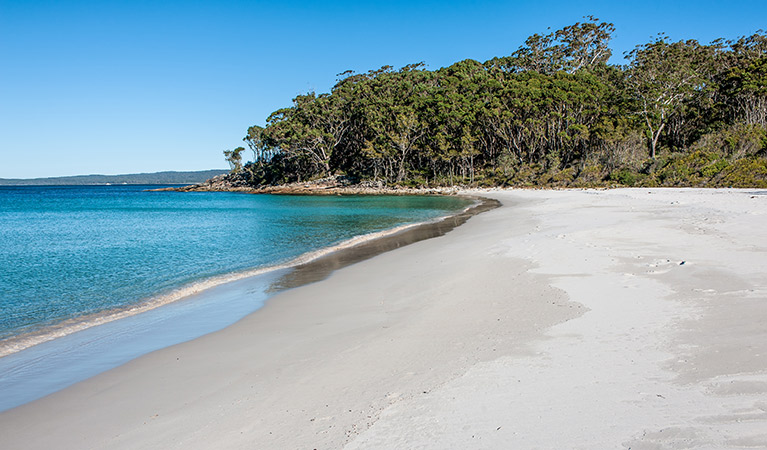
1;189;766;449
0;197;493;411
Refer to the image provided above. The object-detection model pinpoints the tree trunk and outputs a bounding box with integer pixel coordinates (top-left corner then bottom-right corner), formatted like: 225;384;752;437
650;122;665;159
396;158;407;182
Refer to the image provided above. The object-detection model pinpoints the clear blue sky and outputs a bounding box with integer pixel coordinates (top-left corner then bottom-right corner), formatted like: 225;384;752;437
1;0;765;178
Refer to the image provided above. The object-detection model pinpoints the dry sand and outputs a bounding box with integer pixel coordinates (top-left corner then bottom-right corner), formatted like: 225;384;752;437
1;188;766;449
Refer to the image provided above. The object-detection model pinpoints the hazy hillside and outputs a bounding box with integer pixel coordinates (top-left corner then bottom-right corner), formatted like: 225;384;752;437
0;170;228;186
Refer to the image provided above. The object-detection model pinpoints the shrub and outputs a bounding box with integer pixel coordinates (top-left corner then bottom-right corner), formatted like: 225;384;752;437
609;169;637;186
712;157;767;188
691;123;767;158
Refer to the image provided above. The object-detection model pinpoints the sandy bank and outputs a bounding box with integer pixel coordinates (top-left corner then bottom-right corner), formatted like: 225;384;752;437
1;188;766;449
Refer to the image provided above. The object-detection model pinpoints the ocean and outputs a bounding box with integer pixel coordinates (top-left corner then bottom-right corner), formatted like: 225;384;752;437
0;185;472;410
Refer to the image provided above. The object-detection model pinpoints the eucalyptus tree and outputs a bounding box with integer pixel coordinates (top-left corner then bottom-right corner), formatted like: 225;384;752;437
625;36;716;158
728;31;767;65
222;20;765;189
259;91;352;179
717;32;767;127
427;59;490;183
287;93;335;175
509;16;615;74
722;57;767;126
223;147;245;172
243;125;269;167
352;64;434;182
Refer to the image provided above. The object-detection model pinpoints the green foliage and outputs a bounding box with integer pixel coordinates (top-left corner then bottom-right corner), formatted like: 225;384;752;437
712;157;767;187
624;36;720;158
654;151;723;185
691;123;767;157
610;169;637;186
508;16;615;74
223;147;245;172
222;23;767;189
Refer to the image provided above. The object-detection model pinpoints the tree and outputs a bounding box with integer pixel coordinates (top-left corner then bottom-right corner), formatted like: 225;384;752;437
625;36;715;158
243;125;270;167
722;57;767;126
352;64;432;182
260;91;353;179
216;21;767;189
223;147;245;172
509;16;615;74
718;32;767;126
425;59;492;183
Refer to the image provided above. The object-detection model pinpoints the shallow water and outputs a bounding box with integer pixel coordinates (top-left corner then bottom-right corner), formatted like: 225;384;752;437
0;270;284;411
0;185;473;411
0;185;470;350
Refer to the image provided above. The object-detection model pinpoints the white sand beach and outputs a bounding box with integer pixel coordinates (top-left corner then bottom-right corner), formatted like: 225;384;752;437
1;188;766;449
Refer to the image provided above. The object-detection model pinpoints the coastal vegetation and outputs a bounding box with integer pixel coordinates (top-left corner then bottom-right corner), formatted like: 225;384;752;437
224;18;767;188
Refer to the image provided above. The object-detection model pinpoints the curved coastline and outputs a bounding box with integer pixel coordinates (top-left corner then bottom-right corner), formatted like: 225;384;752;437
0;195;497;360
3;189;767;448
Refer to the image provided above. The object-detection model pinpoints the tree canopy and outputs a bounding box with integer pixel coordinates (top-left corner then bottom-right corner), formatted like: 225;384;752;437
222;19;767;188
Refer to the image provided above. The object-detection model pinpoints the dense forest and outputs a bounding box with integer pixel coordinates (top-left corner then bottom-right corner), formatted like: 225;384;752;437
224;18;767;188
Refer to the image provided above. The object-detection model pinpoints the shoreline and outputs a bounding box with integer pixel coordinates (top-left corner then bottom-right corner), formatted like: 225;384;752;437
0;195;486;360
152;174;469;195
1;188;765;448
0;196;493;411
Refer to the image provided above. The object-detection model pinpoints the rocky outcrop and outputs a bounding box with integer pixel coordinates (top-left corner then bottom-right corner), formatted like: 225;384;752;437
153;174;463;196
162;172;255;192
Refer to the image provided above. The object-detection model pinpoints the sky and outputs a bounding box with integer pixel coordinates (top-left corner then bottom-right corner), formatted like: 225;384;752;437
1;0;765;178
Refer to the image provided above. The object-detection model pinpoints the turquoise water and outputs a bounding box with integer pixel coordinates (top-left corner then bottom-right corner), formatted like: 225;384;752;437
0;185;471;347
0;185;472;411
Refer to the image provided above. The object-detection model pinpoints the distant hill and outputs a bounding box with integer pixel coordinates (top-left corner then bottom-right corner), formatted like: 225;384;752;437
0;170;229;186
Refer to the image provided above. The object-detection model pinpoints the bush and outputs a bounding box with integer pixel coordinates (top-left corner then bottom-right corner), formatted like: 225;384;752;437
609;169;637;186
692;123;767;158
712;157;767;188
654;151;730;186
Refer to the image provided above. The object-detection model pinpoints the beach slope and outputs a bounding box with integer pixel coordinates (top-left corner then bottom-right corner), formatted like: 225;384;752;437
1;188;766;449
